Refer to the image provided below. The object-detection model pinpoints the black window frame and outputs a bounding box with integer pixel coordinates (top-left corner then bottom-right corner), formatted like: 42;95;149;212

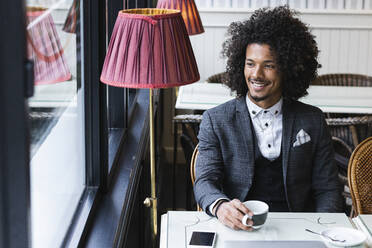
0;1;29;247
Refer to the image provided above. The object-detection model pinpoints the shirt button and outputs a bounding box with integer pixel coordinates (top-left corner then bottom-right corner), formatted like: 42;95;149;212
268;144;271;148
252;111;256;114
264;110;268;113
265;123;268;127
275;110;278;114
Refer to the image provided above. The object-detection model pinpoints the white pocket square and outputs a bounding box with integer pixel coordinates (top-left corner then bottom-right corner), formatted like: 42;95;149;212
293;129;311;147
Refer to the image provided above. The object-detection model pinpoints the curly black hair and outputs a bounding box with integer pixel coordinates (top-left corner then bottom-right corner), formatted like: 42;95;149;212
222;6;319;100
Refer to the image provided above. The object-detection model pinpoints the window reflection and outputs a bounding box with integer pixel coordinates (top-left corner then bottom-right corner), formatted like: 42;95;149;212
27;0;85;247
26;6;71;86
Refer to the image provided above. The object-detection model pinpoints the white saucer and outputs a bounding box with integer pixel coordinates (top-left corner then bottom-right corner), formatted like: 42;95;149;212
321;227;366;247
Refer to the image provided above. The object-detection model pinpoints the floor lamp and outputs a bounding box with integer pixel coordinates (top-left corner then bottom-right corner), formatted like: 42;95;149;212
100;8;200;242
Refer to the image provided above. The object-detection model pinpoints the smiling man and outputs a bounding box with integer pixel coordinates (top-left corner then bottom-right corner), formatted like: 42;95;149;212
193;6;342;231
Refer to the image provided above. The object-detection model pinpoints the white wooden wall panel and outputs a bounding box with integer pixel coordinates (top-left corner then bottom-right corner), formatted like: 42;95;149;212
326;0;344;9
251;0;270;8
191;9;372;81
288;0;307;9
308;0;326;9
367;0;372;9
194;0;372;9
345;0;363;9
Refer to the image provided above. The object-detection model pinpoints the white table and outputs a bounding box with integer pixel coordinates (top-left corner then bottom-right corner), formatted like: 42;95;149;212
160;211;358;248
176;82;372;114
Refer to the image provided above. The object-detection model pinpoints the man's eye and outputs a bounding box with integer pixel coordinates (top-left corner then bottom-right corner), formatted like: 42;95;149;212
246;62;254;67
265;64;275;69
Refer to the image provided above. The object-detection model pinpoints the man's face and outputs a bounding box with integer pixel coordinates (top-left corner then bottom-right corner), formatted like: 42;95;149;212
244;43;282;109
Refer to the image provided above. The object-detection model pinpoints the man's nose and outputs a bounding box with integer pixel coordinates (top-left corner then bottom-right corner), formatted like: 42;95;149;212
252;65;263;78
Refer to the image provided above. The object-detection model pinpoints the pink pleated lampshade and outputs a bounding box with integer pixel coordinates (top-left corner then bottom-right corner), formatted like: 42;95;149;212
27;7;71;85
100;9;200;89
156;0;204;35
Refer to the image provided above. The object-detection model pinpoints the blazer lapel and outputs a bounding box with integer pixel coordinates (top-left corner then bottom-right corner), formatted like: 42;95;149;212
281;99;296;210
236;97;255;183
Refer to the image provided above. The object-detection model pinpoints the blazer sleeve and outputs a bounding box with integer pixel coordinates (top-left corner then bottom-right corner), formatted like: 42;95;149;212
312;114;343;212
194;110;230;214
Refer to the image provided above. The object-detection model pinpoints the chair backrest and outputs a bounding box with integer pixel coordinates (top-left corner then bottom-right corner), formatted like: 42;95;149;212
326;115;372;150
206;72;227;84
312;73;372;87
348;136;372;215
190;144;198;186
333;136;353;179
190;144;202;211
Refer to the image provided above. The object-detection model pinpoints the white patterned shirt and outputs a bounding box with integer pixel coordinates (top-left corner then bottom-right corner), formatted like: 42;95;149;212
245;95;283;161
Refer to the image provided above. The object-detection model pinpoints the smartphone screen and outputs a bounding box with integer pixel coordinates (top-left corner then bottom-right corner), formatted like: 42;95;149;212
189;231;216;246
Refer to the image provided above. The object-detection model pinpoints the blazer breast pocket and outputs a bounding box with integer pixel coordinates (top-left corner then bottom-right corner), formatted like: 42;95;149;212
291;140;313;157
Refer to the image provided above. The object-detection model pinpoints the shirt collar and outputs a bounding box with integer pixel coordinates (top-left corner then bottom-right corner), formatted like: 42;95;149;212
245;95;283;118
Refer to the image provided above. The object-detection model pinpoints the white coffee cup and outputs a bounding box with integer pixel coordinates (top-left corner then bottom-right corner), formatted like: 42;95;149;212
241;200;269;229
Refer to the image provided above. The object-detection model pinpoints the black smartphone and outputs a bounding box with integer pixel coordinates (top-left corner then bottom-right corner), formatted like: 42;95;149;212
188;231;217;247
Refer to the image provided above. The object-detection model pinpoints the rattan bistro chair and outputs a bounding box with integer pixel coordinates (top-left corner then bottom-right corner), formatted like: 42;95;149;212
348;137;372;216
190;144;202;211
326;116;372;151
313;73;372;149
206;72;227;84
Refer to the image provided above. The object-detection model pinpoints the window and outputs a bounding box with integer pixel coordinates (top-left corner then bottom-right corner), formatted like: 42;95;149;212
0;1;29;247
1;0;152;247
26;0;85;247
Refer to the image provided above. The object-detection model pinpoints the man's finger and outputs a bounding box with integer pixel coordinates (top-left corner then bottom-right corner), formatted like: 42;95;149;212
231;199;253;216
216;200;254;231
228;215;254;231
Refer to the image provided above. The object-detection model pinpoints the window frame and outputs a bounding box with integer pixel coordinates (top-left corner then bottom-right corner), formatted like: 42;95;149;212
0;0;30;247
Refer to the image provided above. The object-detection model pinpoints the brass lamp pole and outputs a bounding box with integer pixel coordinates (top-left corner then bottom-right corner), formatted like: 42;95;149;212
143;89;158;240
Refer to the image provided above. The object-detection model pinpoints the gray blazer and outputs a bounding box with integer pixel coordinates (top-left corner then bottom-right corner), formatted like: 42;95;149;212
194;97;342;214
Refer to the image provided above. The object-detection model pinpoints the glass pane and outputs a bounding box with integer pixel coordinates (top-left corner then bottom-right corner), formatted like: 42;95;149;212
128;89;137;108
106;87;138;173
26;0;85;247
107;87;124;173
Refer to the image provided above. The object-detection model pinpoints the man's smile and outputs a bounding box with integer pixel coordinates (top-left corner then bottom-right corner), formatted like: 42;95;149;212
249;78;271;91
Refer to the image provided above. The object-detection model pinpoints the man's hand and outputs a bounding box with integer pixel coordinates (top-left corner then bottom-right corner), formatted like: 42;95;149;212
213;199;254;230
